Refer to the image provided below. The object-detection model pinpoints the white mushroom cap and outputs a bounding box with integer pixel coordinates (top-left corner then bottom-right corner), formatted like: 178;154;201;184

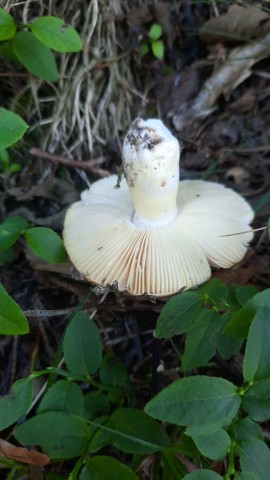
63;118;254;297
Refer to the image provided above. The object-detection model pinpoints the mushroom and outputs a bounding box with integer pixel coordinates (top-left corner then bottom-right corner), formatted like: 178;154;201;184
63;118;254;297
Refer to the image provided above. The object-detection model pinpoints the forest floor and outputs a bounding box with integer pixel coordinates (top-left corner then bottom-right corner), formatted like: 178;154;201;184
1;1;270;478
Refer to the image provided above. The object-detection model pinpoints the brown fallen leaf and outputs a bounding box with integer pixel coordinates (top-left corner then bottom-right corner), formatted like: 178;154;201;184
200;5;270;44
0;438;50;466
173;31;270;130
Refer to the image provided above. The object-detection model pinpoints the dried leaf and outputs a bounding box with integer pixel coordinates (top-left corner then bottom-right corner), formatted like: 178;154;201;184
173;32;270;130
0;438;50;466
200;5;270;44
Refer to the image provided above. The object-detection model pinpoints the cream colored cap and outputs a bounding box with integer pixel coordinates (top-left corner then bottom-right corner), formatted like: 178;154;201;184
63;175;254;296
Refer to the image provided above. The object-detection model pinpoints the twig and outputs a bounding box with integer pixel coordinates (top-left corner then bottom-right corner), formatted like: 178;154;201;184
24;308;76;318
30;148;110;177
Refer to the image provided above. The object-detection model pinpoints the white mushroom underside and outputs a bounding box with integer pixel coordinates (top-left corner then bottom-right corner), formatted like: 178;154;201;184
63;176;254;296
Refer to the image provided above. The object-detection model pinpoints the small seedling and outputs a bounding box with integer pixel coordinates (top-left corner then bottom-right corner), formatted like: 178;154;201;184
139;23;164;60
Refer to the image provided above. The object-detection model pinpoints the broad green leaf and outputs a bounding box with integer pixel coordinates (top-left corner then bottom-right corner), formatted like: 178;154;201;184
196;278;228;306
182;310;220;370
242;393;270;422
15;412;89;459
0;378;32;430
155;292;203;338
236;285;258;306
216;334;243;360
0;108;28;150
99;352;128;388
239;439;270;480
84;392;110;421
0;215;29;251
243;306;270;381
0;283;29;335
63;311;102;376
87;416;111;453
24;227;67;263
183;471;223;480
38;380;84;416
148;23;162;41
145;375;240;427
151;40;164;60
107;408;170;454
235;474;260;480
225;289;270;338
12;31;58;81
30;16;82;52
0;8;16;40
80;456;138;480
0;40;19;62
188;428;230;460
233;417;263;444
248;379;270;399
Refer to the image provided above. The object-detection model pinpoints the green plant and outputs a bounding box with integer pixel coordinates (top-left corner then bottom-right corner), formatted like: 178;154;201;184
0;215;67;267
1;276;270;478
0;8;82;82
139;23;164;60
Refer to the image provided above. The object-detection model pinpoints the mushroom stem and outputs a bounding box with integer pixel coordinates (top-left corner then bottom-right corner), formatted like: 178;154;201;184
122;118;180;228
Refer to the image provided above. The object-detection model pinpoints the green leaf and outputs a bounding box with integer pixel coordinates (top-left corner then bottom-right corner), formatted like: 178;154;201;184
243;306;270;381
84;392;110;421
0;378;32;430
196;278;228;306
0;215;29;251
10;162;21;173
233;417;263;444
0;148;9;172
15;412;89;459
182;471;223;480
148;23;162;41
80;456;138;480
24;227;67;263
0;283;29;335
0;8;16;40
38;380;84;416
107;408;170;454
248;379;270;399
30;16;82;52
182;310;221;370
216;335;243;360
224;289;270;338
151;40;164;60
242;393;270;422
236;285;258;306
63;311;102;376
235;474;260;480
87;416;111;453
239;439;270;480
155;292;203;338
188;428;230;460
12;31;58;81
99;352;128;388
139;42;149;56
0;108;28;150
145;375;240;427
